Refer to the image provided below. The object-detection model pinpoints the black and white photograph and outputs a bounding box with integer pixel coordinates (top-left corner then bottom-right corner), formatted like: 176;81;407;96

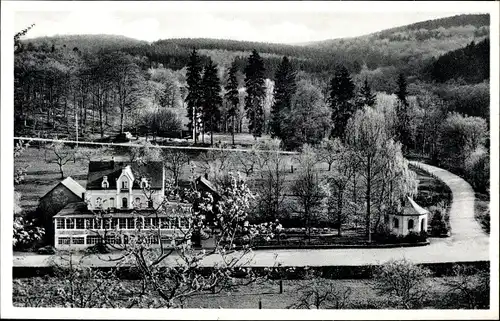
1;1;498;319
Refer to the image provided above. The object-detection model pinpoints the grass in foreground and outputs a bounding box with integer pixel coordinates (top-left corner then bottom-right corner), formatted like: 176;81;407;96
13;275;488;309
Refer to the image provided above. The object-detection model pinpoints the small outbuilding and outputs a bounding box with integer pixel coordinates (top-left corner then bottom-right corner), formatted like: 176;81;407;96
386;196;429;236
37;176;86;244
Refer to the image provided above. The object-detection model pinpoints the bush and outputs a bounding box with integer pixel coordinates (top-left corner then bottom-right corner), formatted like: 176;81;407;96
373;258;432;309
429;203;450;236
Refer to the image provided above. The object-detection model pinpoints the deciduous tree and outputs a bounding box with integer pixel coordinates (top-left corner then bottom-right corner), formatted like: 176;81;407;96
244;50;266;138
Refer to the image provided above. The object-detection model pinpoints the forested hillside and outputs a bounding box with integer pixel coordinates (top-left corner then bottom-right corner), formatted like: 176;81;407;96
20;34;148;53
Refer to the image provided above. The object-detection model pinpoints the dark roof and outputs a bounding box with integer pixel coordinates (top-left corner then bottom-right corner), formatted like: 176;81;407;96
195;176;219;196
54;202;192;218
86;161;163;190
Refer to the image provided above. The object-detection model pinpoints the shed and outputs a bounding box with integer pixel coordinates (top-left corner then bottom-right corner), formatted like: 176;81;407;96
37;177;86;244
386;196;429;236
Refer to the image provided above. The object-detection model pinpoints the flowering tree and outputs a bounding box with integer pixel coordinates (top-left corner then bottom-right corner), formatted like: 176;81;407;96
373;258;431;309
72;171;274;308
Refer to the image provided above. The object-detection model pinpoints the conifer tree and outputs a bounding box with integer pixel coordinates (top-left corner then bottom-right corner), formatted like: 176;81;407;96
358;78;377;108
328;65;356;140
270;56;297;139
224;61;239;146
201;58;223;146
186;49;203;143
395;73;411;152
244;49;266;138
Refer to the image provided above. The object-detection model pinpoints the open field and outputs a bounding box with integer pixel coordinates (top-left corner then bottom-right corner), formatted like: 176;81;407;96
12;275;489;309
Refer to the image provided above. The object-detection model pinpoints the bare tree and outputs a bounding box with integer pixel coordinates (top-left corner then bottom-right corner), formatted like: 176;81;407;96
292;145;328;241
163;149;190;187
45;143;77;178
288;270;352;309
442;265;490;309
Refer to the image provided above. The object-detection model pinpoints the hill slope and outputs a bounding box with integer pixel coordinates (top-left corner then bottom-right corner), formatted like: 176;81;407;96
22;34;149;52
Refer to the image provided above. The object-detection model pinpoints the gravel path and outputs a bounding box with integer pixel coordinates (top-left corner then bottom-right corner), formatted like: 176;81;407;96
13;162;489;267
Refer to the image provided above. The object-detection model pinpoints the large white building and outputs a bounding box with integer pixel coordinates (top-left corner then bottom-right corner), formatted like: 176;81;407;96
53;159;191;250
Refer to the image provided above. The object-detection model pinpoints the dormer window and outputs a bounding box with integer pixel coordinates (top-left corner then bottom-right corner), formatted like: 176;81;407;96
122;180;128;189
140;178;149;189
101;176;109;189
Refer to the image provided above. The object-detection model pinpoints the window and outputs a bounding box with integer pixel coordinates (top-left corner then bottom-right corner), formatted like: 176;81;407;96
58;237;71;245
122;180;128;189
75;218;85;229
96;197;102;207
169;217;178;229
151;218;159;228
109;198;115;208
122;197;128;208
119;218;127;230
135;197;141;208
161;235;171;244
126;218;135;230
421;218;425;231
72;237;85;245
135;217;143;230
123;235;129;244
103;218;111;230
105;235;118;245
408;219;414;230
101;178;109;189
149;235;159;245
393;218;399;229
179;217;188;229
56;219;65;229
148;200;154;208
144;218;152;229
110;218;118;229
140;179;148;189
66;219;75;229
87;235;101;245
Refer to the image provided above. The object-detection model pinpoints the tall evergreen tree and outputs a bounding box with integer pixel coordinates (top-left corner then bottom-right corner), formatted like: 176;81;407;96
244;49;266;138
270;56;296;139
224;61;240;146
357;78;377;108
395;73;411;151
186;49;203;143
201;58;223;146
328;65;356;140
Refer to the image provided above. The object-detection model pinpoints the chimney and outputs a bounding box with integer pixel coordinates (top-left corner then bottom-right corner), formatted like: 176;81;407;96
110;156;115;169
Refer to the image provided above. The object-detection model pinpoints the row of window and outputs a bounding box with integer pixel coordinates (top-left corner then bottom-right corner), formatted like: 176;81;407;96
93;197;154;209
101;179;150;189
392;218;421;229
55;217;189;230
58;235;181;246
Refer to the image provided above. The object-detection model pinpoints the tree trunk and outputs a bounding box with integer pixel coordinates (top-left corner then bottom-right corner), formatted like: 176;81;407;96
232;115;235;146
366;158;372;241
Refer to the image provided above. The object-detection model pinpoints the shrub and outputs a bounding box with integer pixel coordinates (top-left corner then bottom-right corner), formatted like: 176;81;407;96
373;258;432;309
442;265;490;309
429;203;450;236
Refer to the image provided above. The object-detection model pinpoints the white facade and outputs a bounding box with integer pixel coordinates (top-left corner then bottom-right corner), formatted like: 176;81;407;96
53;215;191;250
85;165;165;211
388;213;427;236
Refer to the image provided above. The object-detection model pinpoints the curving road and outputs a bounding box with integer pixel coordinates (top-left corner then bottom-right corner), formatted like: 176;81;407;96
13;162;490;267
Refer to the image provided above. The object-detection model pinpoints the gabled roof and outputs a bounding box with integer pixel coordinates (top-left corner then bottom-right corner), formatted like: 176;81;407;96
86;161;163;190
60;177;86;198
196;176;218;196
41;176;85;200
398;196;429;216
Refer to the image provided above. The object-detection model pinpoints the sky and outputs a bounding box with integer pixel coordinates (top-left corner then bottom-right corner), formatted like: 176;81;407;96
14;7;474;44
